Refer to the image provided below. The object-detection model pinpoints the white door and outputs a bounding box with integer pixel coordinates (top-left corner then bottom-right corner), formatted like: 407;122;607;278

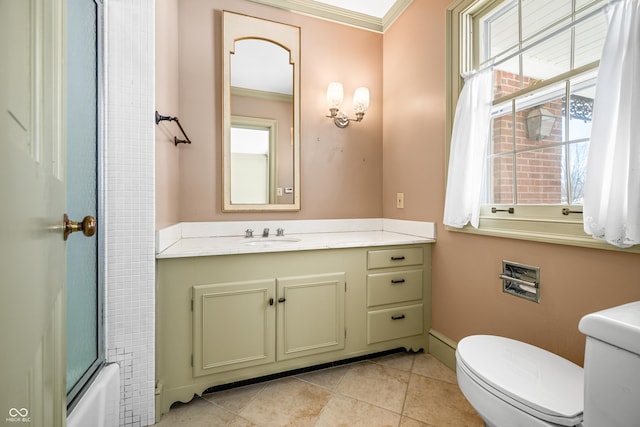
1;0;68;425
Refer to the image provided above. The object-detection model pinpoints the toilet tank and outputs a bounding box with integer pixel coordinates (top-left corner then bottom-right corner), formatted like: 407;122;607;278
578;301;640;427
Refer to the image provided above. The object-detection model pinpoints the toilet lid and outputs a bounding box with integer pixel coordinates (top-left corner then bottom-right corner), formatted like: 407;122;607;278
457;335;584;424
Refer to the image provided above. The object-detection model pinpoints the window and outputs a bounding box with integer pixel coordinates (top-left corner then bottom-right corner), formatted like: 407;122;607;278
445;0;638;251
479;0;607;207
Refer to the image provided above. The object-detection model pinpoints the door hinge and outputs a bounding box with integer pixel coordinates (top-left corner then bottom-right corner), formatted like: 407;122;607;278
190;299;194;312
190;354;193;367
344;328;347;339
345;282;347;292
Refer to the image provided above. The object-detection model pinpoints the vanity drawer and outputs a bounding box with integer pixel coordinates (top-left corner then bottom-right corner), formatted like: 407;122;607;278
367;269;423;307
367;304;423;344
367;248;423;269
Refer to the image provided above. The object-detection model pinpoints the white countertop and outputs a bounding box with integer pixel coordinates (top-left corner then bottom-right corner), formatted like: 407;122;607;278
156;219;436;258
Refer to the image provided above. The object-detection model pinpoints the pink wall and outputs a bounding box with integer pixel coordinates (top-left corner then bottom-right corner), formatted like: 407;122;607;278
382;0;640;366
155;0;180;228
382;0;448;219
168;0;383;223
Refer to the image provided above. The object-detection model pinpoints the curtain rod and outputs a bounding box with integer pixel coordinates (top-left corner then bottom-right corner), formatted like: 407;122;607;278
468;0;619;77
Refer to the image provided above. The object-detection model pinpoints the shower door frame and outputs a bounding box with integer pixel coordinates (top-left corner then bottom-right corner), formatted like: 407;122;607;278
66;0;106;411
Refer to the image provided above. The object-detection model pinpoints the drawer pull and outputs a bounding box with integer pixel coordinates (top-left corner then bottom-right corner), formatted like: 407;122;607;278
390;256;405;261
391;314;406;320
390;278;405;284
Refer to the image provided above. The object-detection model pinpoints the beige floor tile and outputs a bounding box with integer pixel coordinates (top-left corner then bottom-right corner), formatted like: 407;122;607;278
226;415;260;426
155;352;487;427
314;394;401;427
295;364;351;390
336;361;411;413
202;382;266;414
372;351;416;372
238;377;332;426
403;374;484;427
412;353;457;384
154;397;236;426
399;415;433;427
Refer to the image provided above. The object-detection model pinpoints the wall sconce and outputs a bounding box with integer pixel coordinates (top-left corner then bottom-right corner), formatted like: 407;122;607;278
326;82;370;128
526;107;556;141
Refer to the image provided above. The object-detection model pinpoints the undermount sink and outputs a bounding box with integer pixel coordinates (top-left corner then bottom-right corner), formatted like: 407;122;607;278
242;238;301;246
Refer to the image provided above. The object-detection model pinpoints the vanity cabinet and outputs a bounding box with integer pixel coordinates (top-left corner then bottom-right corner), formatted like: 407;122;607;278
366;248;425;344
156;244;431;419
192;273;345;377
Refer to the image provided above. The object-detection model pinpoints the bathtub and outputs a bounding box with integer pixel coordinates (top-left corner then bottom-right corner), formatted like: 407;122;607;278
67;363;120;427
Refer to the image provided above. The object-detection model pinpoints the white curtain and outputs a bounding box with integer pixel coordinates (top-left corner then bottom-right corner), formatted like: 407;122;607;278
443;67;494;229
583;0;640;248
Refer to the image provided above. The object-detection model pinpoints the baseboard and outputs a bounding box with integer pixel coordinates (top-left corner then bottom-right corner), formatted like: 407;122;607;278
428;329;457;372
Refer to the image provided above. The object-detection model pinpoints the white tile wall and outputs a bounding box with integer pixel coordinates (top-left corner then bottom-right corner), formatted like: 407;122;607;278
104;1;156;426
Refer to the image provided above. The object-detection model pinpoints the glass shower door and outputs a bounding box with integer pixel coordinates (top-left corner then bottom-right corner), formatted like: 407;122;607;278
66;0;104;406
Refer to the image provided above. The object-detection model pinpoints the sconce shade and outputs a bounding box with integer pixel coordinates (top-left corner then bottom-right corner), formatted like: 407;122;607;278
326;82;344;108
526;107;556;141
353;87;370;114
325;82;368;128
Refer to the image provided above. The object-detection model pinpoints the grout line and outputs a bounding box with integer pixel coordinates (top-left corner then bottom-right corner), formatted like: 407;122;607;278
158;351;479;426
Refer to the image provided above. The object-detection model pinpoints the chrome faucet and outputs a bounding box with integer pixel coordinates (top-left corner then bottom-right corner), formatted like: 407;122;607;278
276;228;285;237
262;228;270;237
245;229;253;238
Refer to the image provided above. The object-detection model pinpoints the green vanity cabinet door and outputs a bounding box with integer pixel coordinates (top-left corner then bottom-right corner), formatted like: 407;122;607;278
276;273;346;361
191;273;345;376
192;279;276;377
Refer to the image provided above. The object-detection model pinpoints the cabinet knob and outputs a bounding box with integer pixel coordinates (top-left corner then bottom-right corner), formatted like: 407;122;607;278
278;297;286;303
269;298;274;306
391;314;406;320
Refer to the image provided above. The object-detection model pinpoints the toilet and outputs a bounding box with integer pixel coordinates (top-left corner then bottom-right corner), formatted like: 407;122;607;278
456;301;640;427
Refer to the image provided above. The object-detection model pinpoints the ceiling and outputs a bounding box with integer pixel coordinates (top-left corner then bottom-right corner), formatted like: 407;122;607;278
311;0;399;18
248;0;413;32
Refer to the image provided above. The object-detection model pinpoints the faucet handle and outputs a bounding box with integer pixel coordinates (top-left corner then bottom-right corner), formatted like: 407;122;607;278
245;229;253;238
276;228;285;237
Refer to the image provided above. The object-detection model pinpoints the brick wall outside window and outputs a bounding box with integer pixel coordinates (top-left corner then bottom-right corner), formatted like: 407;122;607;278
490;70;563;204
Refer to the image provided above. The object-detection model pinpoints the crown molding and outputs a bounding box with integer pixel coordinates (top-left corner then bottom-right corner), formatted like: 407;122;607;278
246;0;413;33
381;0;413;32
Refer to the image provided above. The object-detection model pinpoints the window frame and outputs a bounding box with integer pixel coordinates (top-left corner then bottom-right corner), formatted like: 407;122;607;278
445;0;639;253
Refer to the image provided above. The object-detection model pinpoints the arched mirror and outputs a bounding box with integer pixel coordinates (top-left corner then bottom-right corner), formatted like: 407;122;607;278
223;11;300;211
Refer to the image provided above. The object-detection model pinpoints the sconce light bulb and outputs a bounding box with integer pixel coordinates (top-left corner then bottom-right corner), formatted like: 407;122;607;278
326;82;344;109
353;87;370;114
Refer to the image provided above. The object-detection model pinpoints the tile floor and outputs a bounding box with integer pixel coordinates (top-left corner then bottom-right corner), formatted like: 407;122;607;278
154;351;484;426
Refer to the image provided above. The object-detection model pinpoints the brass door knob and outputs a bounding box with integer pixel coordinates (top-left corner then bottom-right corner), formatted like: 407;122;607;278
63;214;97;241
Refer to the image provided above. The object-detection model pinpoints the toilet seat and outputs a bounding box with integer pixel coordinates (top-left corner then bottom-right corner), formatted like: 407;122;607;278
457;335;584;426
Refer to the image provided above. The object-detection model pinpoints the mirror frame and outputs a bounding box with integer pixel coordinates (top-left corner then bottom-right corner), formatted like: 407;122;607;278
222;11;301;211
